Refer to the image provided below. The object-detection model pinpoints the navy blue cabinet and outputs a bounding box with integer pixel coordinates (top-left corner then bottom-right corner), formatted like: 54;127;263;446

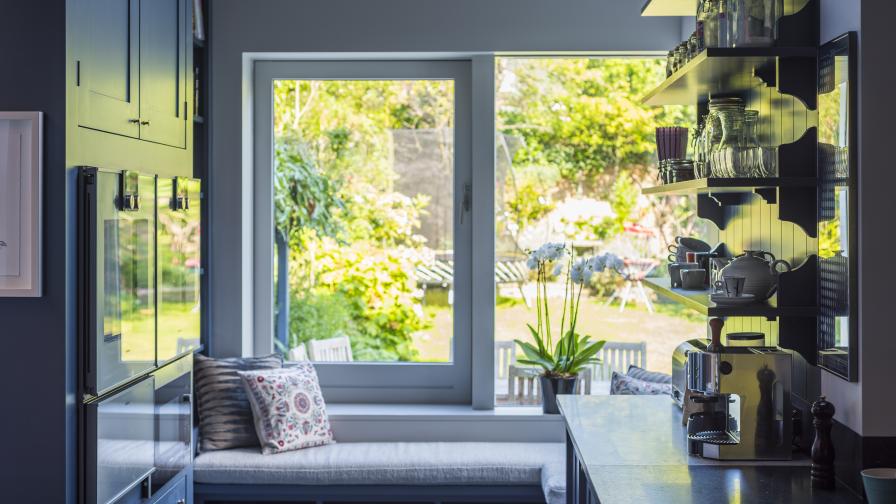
150;471;188;504
74;0;191;148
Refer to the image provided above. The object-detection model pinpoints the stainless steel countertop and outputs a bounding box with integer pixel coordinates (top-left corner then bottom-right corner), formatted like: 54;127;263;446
557;395;862;503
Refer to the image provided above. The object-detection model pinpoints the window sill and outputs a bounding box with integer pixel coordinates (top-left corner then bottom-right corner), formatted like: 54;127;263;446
328;403;560;421
326;404;564;443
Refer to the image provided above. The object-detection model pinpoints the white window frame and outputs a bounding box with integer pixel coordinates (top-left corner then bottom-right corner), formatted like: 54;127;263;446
253;59;496;405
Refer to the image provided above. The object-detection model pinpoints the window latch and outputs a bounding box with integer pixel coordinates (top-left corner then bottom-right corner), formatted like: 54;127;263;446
460;183;471;224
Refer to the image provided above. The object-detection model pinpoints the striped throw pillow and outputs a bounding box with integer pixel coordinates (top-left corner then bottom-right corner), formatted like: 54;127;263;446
195;353;283;451
626;365;672;384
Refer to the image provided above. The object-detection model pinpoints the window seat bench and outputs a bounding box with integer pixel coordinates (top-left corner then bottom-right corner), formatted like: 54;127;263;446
193;442;565;504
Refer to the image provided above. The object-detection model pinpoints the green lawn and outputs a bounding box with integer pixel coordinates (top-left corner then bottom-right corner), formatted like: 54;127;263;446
413;290;703;374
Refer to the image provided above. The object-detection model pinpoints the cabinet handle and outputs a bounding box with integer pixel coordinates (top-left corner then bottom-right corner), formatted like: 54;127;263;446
140;120;151;126
128;118;141;124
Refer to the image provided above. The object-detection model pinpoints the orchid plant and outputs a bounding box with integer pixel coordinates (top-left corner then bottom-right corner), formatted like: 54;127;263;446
515;242;624;378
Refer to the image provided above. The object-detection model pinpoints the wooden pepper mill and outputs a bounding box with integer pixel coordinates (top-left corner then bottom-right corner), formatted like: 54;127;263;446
811;396;836;490
707;317;725;352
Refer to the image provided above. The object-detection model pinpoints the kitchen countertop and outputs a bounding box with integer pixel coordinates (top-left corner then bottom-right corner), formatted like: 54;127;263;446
557;395;862;503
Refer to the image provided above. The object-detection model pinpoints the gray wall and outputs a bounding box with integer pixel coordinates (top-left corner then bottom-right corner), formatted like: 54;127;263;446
0;1;73;503
208;0;894;435
207;0;684;358
855;0;896;438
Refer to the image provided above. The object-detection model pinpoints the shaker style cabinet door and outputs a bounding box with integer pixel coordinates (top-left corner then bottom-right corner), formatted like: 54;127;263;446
139;0;188;148
75;0;141;139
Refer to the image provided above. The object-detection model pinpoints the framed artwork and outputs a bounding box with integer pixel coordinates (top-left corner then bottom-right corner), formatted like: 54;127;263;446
0;111;42;297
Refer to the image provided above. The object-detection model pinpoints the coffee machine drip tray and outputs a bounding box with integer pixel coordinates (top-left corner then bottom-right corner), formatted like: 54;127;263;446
689;430;740;445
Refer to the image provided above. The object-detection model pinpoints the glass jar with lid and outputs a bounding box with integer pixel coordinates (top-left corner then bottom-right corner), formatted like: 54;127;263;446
729;0;782;47
705;97;745;177
717;106;746;176
741;110;762;176
703;0;719;48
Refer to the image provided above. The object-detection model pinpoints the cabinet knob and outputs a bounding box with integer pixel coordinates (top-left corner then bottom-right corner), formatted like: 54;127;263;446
140;120;151;126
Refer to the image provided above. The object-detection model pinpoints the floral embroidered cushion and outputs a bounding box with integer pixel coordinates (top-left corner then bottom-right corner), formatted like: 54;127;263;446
238;364;333;454
610;371;672;396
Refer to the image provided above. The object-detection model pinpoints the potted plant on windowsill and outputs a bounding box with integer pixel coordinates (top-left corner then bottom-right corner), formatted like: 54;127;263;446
514;243;621;414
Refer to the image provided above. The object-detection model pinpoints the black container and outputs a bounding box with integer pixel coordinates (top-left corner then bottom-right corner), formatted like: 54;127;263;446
540;375;579;414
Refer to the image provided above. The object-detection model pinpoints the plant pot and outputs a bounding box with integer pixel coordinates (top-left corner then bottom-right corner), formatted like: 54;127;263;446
539;375;579;415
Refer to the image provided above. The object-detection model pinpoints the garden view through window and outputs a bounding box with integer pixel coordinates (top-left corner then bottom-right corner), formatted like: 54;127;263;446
272;58;702;404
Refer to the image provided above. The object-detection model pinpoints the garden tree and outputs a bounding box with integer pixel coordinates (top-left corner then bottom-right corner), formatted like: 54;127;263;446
496;58;696;248
273;141;343;351
274;79;442;361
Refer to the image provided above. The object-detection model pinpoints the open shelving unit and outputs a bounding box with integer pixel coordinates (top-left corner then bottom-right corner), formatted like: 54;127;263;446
639;0;821;365
640;0;694;16
642;47;818;107
643;277;816;319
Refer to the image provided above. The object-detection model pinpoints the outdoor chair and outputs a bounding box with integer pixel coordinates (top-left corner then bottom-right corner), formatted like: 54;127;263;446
495;340;517;380
507;365;592;405
288;343;308;361
307;335;354;362
604;258;658;313
591;341;647;381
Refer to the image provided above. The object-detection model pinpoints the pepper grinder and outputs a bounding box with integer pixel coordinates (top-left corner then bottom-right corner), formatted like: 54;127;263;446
811;396;836;490
707;317;724;352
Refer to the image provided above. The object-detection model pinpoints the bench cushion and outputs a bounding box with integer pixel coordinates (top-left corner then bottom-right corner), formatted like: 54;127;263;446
194;442;563;490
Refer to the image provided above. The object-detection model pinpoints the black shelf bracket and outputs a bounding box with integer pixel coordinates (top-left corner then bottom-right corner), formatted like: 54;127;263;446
708;193;751;206
779;316;819;366
778;56;818;110
776;0;820;48
754;188;778;203
778;186;818;238
779;128;818;178
697;193;727;230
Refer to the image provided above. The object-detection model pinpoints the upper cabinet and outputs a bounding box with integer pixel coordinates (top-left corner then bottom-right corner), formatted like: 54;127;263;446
139;0;188;148
75;0;190;149
75;0;141;139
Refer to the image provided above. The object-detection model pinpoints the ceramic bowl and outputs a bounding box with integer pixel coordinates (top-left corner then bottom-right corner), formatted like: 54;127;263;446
862;468;896;503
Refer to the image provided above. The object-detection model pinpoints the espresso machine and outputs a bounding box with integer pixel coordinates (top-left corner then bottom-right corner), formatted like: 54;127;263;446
672;334;792;461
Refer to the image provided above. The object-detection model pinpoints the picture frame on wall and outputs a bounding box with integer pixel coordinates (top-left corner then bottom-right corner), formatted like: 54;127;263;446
0;111;42;297
193;0;205;41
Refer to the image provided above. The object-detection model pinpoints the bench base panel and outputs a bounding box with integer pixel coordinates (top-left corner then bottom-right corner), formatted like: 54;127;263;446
194;483;546;504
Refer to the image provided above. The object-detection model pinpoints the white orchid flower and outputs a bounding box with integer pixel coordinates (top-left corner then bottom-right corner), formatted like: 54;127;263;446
526;254;539;271
570;258;588;285
603;253;625;272
552;262;564;277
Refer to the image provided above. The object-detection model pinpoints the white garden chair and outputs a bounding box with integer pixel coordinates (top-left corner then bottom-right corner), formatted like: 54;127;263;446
592;341;647;381
288;343;308;361
495;340;517;380
307;335;354;362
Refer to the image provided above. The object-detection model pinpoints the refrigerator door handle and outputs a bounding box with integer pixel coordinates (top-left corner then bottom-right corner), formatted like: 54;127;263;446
79;168;98;398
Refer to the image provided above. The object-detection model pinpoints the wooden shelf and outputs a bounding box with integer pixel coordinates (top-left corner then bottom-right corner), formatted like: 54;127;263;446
643;177;817;201
641;0;694;16
644;277;816;319
642;47;817;107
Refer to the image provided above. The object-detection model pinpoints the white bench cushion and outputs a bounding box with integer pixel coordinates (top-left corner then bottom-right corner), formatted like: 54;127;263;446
194;442;563;494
